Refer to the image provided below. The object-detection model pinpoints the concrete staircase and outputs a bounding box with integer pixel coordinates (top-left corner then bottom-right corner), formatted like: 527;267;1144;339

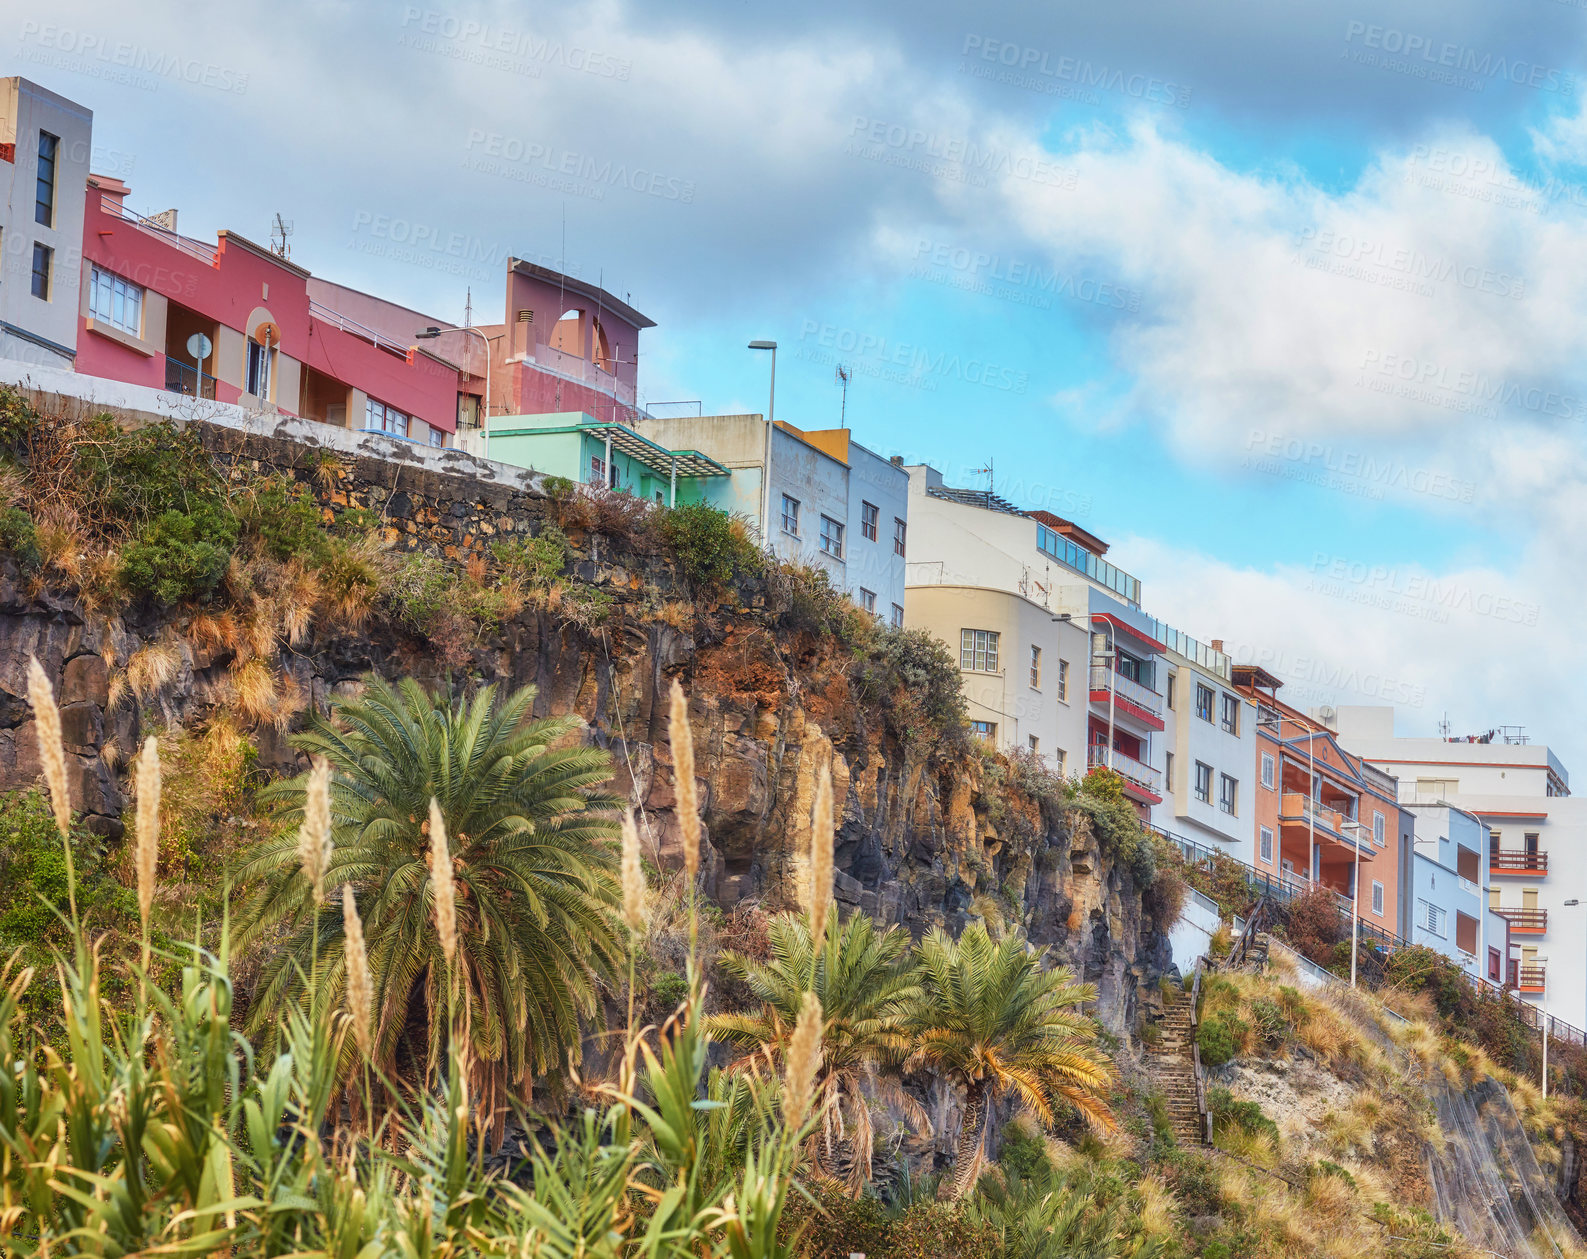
1145;989;1206;1145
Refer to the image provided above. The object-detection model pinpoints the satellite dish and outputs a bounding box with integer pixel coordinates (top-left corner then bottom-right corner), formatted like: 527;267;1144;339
186;332;212;361
252;322;280;348
1317;705;1338;723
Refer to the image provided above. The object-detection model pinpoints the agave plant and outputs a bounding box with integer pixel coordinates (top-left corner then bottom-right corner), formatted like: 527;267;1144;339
233;674;624;1138
908;923;1115;1197
709;911;925;1194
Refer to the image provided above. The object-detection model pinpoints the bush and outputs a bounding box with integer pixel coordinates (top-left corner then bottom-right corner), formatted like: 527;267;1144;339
241;477;330;563
333;506;382;536
1207;1086;1279;1143
1197;1012;1248;1068
0;506;41;570
120;503;240;604
1249;997;1290;1048
76;418;228;526
492;526;570;587
997;1124;1052;1181
1280;886;1347;966
654;502;760;592
854;625;968;748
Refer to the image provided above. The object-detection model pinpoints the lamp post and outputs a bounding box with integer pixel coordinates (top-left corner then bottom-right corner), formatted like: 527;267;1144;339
748;340;777;546
1544;898;1582;1100
416;324;492;444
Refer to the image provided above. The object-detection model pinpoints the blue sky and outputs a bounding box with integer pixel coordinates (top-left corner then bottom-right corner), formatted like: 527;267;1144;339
12;0;1587;761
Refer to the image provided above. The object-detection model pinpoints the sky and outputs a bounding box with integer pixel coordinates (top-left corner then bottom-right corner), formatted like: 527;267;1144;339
11;0;1587;769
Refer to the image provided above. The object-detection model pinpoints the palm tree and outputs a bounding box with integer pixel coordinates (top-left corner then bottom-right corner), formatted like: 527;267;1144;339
233;674;623;1136
708;911;924;1194
907;923;1115;1198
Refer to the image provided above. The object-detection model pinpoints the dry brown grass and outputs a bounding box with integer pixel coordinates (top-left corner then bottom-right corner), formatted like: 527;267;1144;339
126;640;182;699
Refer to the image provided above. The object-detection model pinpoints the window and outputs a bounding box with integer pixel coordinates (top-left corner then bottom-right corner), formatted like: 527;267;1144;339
969;720;996;742
365;398;409;437
1055;748;1067;775
1194;683;1214;722
1259;826;1274;863
1456;911;1478;955
1220;693;1240;735
1165;751;1174;793
1165;673;1175;710
246;340;273;398
1261;753;1275;790
1194;761;1212;804
1524;831;1541;854
1057;659;1069;702
1028;735;1039;753
30;243;51;300
88;266;144;335
1220;773;1238;815
1371;880;1385;916
35;131;58;227
1029;644;1041;689
960;629;999;673
893;517;907;557
1373;812;1386;846
1419;899;1446;936
1488;948;1501;981
428;427;446;448
589;454;606;483
819;514;844;558
858;588;876;613
861;501;879;541
781;494;800;536
890;603;904;628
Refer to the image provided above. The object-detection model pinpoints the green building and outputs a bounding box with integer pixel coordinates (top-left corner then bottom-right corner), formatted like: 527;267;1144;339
485;413;730;506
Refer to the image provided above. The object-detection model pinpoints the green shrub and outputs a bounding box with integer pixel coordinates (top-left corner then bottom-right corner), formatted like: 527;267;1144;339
653;502;761;592
1312;1158;1357;1188
0;386;38;452
242;476;329;563
1197;1013;1247;1068
854;625;968;747
1249;997;1290;1048
997;1124;1052;1181
76;418;228;525
1207;1086;1278;1143
492;526;570;587
0;506;41;570
333;506;382;536
120;503;240;604
541;474;576;501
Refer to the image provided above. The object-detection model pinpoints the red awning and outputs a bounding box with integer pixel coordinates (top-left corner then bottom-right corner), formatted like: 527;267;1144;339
1090;613;1165;653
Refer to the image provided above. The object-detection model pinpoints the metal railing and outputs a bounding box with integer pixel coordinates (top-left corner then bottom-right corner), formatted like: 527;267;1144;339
99;194;219;266
1189;957;1211;1146
308;299;413;359
1493;907;1548;932
1088;665;1163;716
1517;963;1547;991
163;357;217;400
1491;850;1548;874
1087;743;1161;793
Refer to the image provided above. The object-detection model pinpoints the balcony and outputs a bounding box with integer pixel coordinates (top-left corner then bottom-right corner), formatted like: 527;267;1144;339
1088;666;1162;716
1087;744;1161;799
164;358;217;400
1493;907;1548;934
1491;850;1548;876
1516;963;1546;994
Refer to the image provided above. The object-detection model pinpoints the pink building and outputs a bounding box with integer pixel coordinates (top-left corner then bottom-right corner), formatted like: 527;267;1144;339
75;176;463;445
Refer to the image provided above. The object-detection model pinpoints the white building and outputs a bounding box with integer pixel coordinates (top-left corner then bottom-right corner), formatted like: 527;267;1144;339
901;465;1255;847
1325;705;1587;1032
1405;802;1512;985
640;415;909;621
0;77;92;369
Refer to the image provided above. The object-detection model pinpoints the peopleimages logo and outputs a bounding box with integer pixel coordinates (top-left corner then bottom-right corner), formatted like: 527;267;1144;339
959;36;1192;108
462;132;696;203
847;118;1077;189
799;320;1028;394
1244;430;1476;503
397;8;631;79
17;22;250;93
1342;21;1576;95
912;241;1142;311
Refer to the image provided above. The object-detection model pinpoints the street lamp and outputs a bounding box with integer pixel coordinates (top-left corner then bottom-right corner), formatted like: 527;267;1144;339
416;324;492;441
748;340;777;545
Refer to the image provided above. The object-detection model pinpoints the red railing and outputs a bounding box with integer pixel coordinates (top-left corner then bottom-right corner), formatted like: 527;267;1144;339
1493;907;1548;932
1491;850;1548;875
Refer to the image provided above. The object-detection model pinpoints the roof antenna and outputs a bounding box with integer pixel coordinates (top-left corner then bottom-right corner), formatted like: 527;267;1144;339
835;364;851;424
970;459;994;500
269;213;293;259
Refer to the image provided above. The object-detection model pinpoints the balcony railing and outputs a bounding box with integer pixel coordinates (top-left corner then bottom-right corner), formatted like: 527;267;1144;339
1088;666;1163;717
1493;907;1548;933
1279;793;1345;833
164;358;217;400
1491;850;1548;875
99;194;219;266
1087;744;1161;794
309;299;413;359
1516;963;1546;993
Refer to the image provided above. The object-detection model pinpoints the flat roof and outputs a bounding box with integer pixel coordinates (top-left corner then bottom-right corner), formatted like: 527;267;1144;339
490;418;729;479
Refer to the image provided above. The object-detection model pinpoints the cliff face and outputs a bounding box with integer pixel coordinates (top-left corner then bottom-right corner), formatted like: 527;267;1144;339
0;420;1173;1038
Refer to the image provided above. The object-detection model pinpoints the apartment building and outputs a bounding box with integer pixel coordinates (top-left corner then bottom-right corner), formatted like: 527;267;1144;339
1232;668;1406;939
639;415;909;618
901;465;1250;828
1325;706;1586;1029
1405;802;1512;984
486;411;729;506
0;77;91;368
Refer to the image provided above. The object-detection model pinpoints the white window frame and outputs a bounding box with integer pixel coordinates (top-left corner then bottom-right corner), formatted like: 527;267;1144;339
1220;693;1240;735
1194;761;1212;804
858;588;876;613
890;603;904;628
819;514;844;558
366;398;409;438
1373;812;1386;846
1372;880;1385;916
1219;773;1237;816
1055;748;1067;775
1028;734;1039;754
860;501;878;541
960;629;1000;673
781;494;800;536
1259;826;1274;863
246;339;273;399
1057;658;1069;702
893;517;907;557
89;265;144;335
969;719;996;742
1195;683;1214;723
1261;753;1275;790
1029;644;1041;689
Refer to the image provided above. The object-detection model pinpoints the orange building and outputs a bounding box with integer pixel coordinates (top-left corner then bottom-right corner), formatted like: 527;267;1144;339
1233;666;1406;939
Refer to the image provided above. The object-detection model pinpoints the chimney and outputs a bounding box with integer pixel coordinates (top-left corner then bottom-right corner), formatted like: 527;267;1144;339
1211;639;1224;653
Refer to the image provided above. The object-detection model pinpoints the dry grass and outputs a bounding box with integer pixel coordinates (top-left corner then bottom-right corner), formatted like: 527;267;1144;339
126;640;182;700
